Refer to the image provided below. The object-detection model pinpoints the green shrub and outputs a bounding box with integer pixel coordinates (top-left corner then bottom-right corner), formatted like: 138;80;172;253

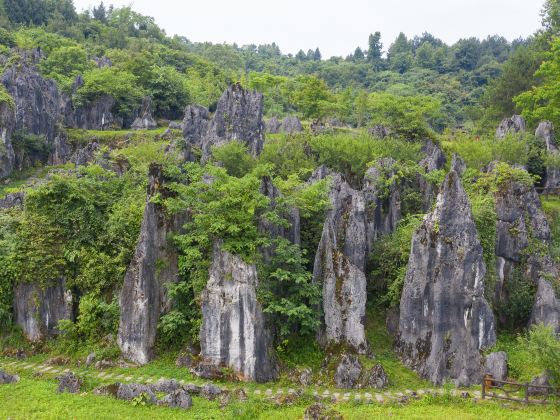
522;324;560;387
211;141;256;177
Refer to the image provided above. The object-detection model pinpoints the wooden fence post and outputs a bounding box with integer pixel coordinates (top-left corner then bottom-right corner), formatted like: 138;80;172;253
482;375;486;400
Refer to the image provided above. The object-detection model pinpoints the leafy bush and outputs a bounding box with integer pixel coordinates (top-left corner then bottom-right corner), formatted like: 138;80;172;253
39;45;92;92
0;84;14;109
522;324;560;387
76;67;144;119
211;141;256;177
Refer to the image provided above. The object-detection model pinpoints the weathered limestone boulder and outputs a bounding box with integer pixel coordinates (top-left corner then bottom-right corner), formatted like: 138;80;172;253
158;389;192;409
0;191;24;209
265;116;281;134
313;174;368;353
396;170;496;386
70;142;100;167
484;352;508;381
1;54;60;142
199;243;277;382
131;96;157;130
116;383;158;403
0;371;19;384
118;164;187;364
491;168;559;331
57;372;82;394
0;100;15;178
368;124;391;139
364;363;389;389
496;115;526;139
14;279;73;342
536;121;560;191
281;116;303;134
201;83;264;160
93;56;113;68
451;153;467;176
48;131;70;166
334;354;363;389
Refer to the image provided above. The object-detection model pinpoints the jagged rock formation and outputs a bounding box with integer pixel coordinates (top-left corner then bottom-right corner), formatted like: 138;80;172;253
265;116;281;134
491;169;559;331
0;191;24;209
13;279;73;342
313;173;368;353
1;54;60;143
536;121;560;191
202;83;264;160
118;164;187;364
48;131;70;166
131;97;157;130
281;116;303;134
397;170;496;386
496;115;526;139
334;354;363;388
199;243;277;382
0;100;15;178
418;140;447;211
451;153;466;176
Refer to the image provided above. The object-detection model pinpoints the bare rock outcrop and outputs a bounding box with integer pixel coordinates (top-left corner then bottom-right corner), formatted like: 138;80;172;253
118;164;187;364
313;174;368;353
396;170;496;386
418;140;447;210
496;115;526;139
491;167;559;331
368;124;391;139
265;116;281;134
199;243;277;382
0;100;15;178
484;352;508;381
181;104;210;161
201;83;264;160
14;279;73;342
131;96;157;130
536;121;560;191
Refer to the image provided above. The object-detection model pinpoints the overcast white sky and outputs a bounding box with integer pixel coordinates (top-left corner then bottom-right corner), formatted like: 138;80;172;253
72;0;544;58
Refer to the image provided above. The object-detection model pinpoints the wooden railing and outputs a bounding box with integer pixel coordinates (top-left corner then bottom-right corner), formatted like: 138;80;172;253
481;375;560;405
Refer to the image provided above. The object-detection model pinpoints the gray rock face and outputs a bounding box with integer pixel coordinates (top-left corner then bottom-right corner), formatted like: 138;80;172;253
281;116;303;134
492;170;559;331
397;170;496;386
484;352;508;381
181;104;210;161
313;174;368;353
334;354;362;389
199;83;264;160
265;116;281;134
14;279;73;342
536;121;560;191
0;100;15;179
496;115;526;139
368;125;391;139
118;164;187;364
419;141;446;173
131;97;157;130
0;371;19;384
199;243;277;382
57;372;82;394
66;94;119;131
451;153;467;176
2;56;59;143
48;131;70;166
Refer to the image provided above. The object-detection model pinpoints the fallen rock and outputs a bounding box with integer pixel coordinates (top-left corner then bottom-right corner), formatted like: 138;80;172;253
528;372;552;396
158;389;192;409
47;356;69;366
199;243;277;382
0;371;19;384
85;352;96;367
116;383;157;403
0;191;25;209
303;403;343;420
496;115;526;139
150;379;181;394
368;124;390;139
190;362;224;380
397;170;496;386
334;354;363;389
484;352;508;381
364;363;389;389
118;163;188;364
56;372;82;394
200;383;222;400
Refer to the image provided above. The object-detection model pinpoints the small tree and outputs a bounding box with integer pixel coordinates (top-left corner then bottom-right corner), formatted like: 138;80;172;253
522;324;560;387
